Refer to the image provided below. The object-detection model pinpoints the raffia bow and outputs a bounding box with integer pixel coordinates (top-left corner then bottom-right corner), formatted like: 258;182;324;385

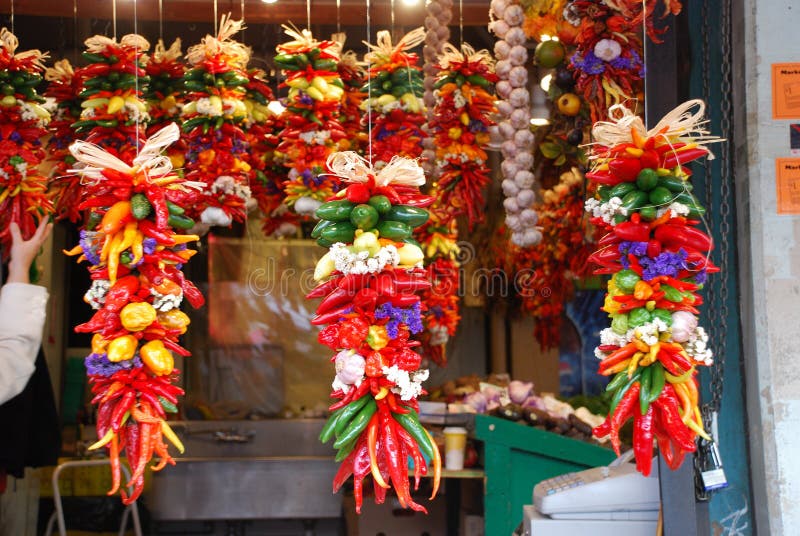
0;28;48;70
69;123;201;191
45;59;74;83
153;38;182;63
326;151;425;187
438;42;494;71
590;99;723;159
363;27;426;65
186;14;250;68
85;34;150;55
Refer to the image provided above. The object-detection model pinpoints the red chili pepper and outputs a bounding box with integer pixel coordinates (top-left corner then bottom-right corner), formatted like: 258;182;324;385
633;406;655;476
346;183;370;204
318;324;341;350
111;391;135;431
162;339;191;357
652;387;697;452
608;157;642;182
338;317;369;348
389;293;420;307
661;148;709;169
305;276;342;300
138;219;176;245
610;383;640;455
312;304;351;325
614;221;651;242
654;224;713;252
103;275;140;312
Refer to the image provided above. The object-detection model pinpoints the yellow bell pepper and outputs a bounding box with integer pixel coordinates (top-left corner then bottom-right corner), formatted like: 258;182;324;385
120;302;157;332
91;333;109;354
157;310;191;334
140;340;174;376
107;335;138;362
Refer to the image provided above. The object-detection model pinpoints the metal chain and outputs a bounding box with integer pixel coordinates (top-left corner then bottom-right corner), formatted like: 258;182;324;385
695;0;734;502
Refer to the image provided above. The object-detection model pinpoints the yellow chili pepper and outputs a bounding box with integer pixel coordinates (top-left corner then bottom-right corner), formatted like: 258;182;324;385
633;280;654;300
91;333;109;354
107;232;125;282
160;420;185;453
114;221;139;255
366;325;389;351
120;302;157;332
157;310;190;334
107;335;138;362
100;200;132;235
640;342;661;366
129;231;144;265
171;234;200;244
627;351;644;378
140;340;174;376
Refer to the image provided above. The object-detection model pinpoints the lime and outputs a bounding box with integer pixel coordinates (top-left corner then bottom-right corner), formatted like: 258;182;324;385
534;40;566;69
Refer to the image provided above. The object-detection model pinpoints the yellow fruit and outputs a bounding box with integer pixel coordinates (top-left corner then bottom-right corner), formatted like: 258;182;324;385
557;93;581;116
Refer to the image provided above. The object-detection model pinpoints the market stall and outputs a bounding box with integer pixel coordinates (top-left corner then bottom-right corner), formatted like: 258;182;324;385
0;0;754;535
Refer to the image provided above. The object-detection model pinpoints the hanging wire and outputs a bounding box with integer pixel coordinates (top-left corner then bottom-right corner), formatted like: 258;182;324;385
112;0;117;39
240;0;245;43
306;0;311;30
336;0;341;34
641;0;648;128
390;0;395;38
459;0;464;46
10;0;14;35
213;0;218;35
73;0;78;63
133;0;140;155
158;0;163;40
365;0;373;165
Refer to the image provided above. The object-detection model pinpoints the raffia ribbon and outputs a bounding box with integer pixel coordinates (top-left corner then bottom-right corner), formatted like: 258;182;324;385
363;27;426;65
153;38;182;63
85;34;150;55
186;13;250;68
326;151;425;187
590;99;723;159
45;59;74;83
438;42;494;71
69;123;201;188
0;28;49;69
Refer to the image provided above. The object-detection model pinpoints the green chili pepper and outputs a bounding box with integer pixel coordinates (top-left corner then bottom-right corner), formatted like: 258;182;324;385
609;368;642;416
393;410;435;462
334;437;358;462
647;363;666;404
605;370;629;393
319;408;345;443
167;214;195;230
166;200;185;216
333;393;371;437
639;366;653;415
333;399;377;449
661;284;684;303
615;269;641;292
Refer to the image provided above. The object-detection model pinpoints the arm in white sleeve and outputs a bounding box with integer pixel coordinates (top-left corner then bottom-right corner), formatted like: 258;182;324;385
0;282;49;404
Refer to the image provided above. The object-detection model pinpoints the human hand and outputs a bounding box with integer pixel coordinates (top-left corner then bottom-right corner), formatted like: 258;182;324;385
7;219;53;284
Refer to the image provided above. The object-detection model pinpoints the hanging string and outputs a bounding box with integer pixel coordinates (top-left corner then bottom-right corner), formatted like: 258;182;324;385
73;0;78;63
306;0;311;31
158;0;163;41
336;0;341;34
133;0;140;155
390;0;395;39
641;0;648;128
9;0;13;35
240;0;245;43
112;0;117;40
213;0;218;35
365;0;373;166
459;0;464;46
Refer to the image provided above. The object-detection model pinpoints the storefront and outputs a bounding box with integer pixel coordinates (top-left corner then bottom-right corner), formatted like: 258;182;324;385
0;0;797;535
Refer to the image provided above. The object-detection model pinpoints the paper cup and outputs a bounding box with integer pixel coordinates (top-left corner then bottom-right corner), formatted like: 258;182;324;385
443;427;468;470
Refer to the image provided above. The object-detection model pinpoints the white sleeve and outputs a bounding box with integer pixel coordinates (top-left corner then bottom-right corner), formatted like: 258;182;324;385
0;282;49;404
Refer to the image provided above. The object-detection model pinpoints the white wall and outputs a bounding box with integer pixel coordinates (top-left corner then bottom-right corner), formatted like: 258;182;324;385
739;1;800;533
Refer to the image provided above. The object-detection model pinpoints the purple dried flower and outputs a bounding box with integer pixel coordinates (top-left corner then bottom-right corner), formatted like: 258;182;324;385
79;230;101;265
143;237;157;255
375;302;424;338
85;353;143;377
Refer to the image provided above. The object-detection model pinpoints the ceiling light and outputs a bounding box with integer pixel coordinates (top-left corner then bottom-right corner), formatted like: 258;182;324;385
540;74;552;93
402;0;420;6
261;0;278;4
530;118;550;127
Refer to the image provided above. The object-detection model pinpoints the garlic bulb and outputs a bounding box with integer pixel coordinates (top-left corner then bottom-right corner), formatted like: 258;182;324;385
490;0;540;247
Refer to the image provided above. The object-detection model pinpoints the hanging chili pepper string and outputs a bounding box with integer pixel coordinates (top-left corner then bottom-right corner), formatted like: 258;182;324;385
365;0;373;166
133;0;140;155
158;0;163;41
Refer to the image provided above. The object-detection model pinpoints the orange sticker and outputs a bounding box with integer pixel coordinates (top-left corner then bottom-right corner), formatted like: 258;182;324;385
772;63;800;119
776;159;800;214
